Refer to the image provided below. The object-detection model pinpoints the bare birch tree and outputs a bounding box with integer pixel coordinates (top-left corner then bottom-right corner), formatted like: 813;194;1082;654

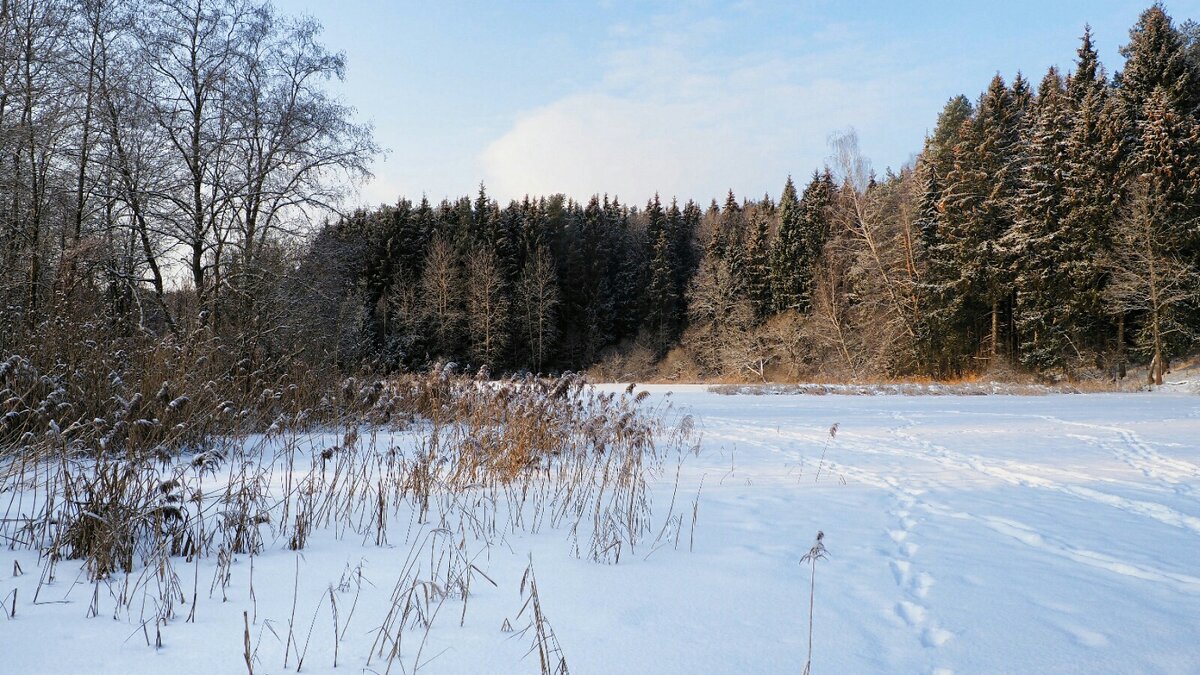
517;246;558;372
466;246;509;366
420;234;462;357
1106;181;1200;385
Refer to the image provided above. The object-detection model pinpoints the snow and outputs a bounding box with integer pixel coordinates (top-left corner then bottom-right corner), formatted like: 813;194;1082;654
3;386;1200;674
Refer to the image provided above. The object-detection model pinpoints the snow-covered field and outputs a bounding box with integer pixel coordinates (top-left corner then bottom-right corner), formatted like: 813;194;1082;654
3;386;1200;674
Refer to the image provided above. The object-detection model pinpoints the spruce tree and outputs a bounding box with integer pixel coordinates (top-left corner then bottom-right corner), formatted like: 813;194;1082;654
918;96;974;254
917;97;977;371
799;171;835;275
678;200;703;293
1183;19;1200;73
938;74;1024;360
720;191;747;298
770;175;805;311
1062;28;1126;361
572;196;616;364
1136;89;1200;261
606;197;644;341
664;198;695;333
744;208;772;321
927;96;974;177
1117;5;1200;120
643;228;678;358
1012;68;1075;370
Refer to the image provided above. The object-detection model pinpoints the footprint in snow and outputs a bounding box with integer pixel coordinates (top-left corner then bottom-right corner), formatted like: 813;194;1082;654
896;600;927;626
922;625;954;648
890;559;912;586
910;571;934;599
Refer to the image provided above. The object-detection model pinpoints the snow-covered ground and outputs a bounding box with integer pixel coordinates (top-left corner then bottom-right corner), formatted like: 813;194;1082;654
3;386;1200;674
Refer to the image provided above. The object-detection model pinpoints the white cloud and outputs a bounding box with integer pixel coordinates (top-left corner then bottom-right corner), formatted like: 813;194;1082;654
480;13;937;205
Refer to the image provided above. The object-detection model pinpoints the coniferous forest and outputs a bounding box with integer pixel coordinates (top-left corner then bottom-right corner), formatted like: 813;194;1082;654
2;1;1199;393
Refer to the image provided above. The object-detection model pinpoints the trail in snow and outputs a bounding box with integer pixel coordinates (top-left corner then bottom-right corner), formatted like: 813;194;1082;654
684;390;1200;673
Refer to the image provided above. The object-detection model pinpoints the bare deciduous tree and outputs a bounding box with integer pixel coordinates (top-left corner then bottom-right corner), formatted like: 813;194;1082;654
466;246;509;366
517;246;558;372
828;130;922;369
420;234;462;356
1106;181;1200;385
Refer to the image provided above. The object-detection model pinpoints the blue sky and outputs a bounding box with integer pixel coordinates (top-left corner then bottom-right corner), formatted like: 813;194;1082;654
274;0;1184;207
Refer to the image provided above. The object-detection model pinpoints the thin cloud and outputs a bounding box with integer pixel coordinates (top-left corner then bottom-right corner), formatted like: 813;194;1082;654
480;14;936;205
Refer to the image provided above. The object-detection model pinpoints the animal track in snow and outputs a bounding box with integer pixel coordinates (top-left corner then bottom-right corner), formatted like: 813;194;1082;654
882;478;952;657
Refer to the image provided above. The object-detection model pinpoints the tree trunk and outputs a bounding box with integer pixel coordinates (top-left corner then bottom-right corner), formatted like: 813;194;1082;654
1116;314;1126;379
990;300;999;358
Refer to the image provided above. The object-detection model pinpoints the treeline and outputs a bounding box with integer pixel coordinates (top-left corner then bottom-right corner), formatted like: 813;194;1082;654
2;2;1198;391
310;6;1200;382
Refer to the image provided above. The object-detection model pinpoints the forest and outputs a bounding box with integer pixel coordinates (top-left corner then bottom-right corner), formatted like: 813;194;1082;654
2;0;1199;401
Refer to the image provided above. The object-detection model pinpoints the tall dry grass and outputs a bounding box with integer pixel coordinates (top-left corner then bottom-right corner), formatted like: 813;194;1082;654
2;357;691;668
